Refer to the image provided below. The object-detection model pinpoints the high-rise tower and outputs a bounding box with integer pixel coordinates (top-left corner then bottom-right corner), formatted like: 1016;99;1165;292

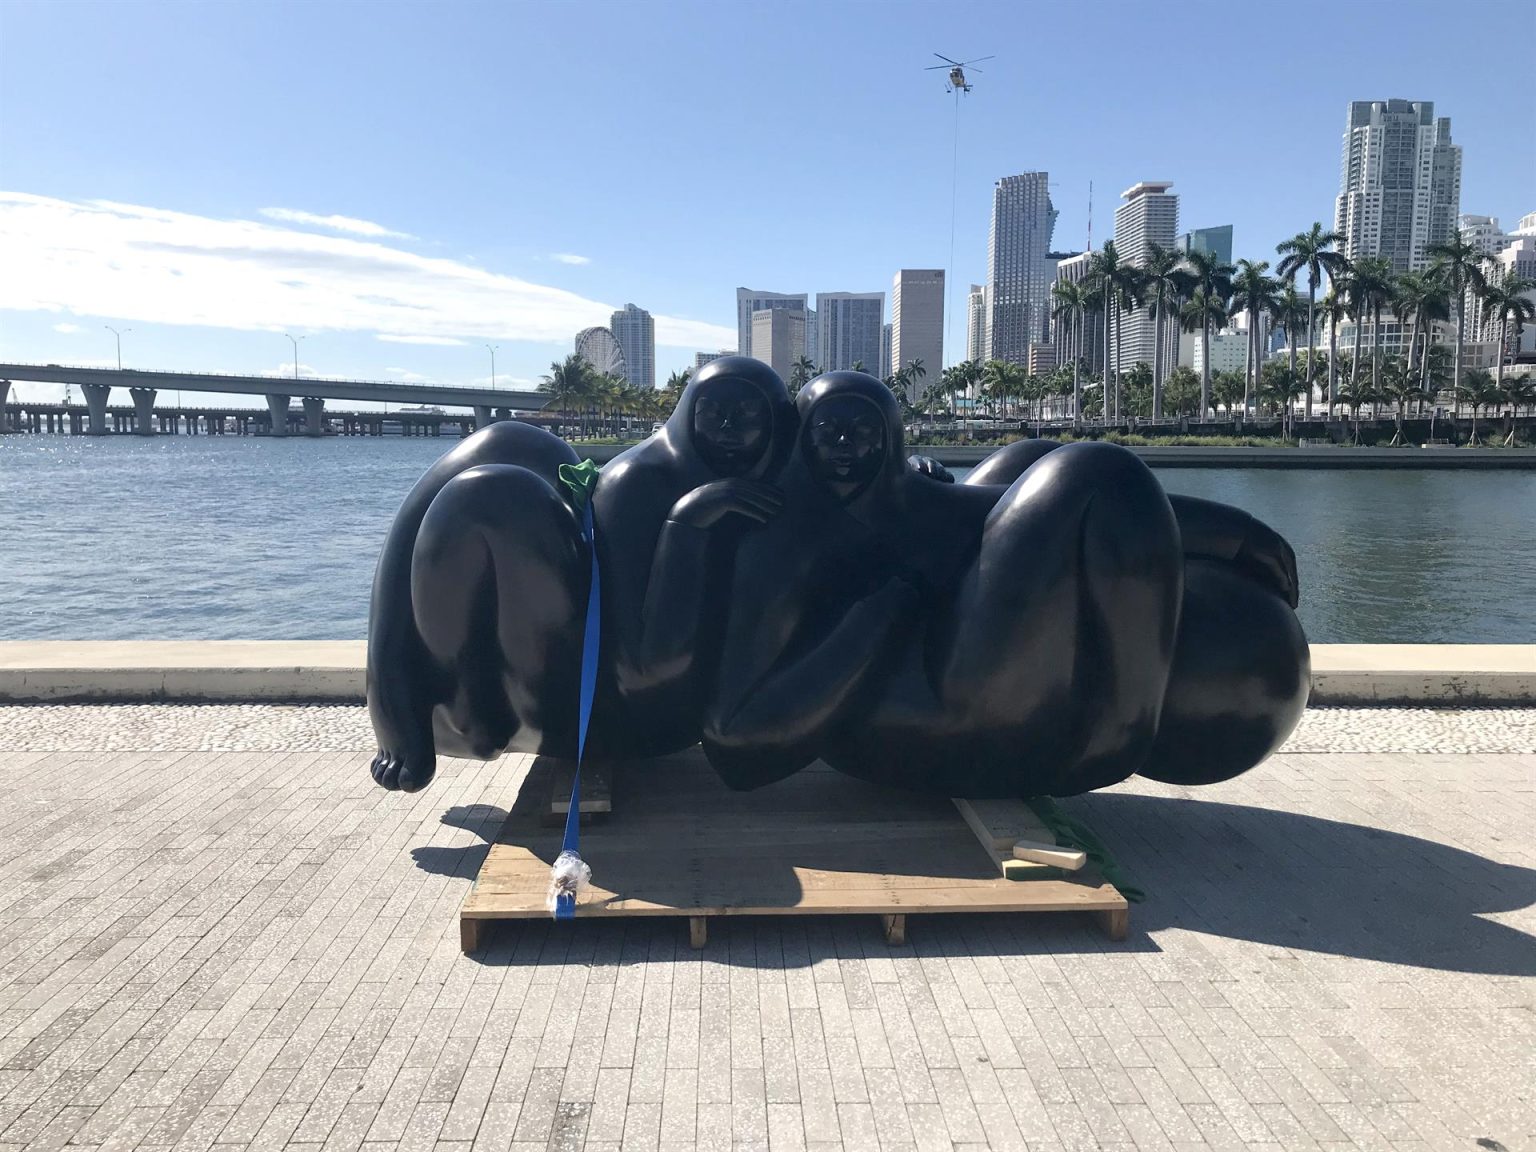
986;173;1058;365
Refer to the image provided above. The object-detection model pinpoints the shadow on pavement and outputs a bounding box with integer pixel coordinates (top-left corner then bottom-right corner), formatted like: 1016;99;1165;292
1077;790;1536;977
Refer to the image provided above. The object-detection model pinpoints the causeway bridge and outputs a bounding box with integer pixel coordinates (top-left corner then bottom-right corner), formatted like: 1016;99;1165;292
0;362;550;436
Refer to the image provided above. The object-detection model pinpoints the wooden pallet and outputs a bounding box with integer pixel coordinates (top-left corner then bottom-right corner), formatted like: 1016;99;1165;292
459;749;1128;951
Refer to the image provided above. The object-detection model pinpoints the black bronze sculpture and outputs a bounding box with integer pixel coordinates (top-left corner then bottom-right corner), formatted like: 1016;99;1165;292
368;364;1308;797
367;357;794;790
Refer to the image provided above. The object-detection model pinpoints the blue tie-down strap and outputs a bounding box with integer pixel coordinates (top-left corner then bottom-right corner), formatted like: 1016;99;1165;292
549;499;600;919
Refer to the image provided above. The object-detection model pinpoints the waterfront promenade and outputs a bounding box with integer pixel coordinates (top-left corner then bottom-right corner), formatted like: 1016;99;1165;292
1;700;1533;1152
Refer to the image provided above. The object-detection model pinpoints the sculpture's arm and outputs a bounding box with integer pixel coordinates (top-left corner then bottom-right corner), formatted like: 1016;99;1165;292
608;479;783;695
1167;494;1298;608
704;577;919;766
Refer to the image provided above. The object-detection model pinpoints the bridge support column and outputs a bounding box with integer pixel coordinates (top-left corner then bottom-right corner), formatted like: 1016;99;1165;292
81;383;111;435
302;397;325;437
0;380;9;430
474;404;493;429
129;387;157;435
266;393;290;437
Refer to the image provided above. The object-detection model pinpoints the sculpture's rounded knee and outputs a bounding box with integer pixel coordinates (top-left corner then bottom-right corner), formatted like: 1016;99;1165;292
964;438;1062;486
1138;560;1310;786
454;419;580;488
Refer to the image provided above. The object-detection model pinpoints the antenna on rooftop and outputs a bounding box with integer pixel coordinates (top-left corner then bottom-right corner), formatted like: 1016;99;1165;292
1087;180;1093;252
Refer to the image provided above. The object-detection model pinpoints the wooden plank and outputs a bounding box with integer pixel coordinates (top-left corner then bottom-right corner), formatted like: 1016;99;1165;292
953;797;1055;851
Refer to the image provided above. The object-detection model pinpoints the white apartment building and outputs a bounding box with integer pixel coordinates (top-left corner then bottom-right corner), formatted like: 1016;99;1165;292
1334;99;1462;274
966;284;987;363
1111;182;1179;375
609;303;655;389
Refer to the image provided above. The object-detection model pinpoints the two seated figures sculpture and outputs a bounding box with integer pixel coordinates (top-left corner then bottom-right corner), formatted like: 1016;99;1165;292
368;357;1310;799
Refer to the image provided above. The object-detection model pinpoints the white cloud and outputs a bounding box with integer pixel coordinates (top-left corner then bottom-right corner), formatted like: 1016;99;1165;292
259;207;414;239
384;367;435;383
550;253;591;265
0;193;735;350
259;361;320;379
375;333;465;346
52;322;82;333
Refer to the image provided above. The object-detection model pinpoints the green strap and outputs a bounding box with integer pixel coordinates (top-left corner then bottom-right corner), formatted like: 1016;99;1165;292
558;459;601;511
1025;796;1146;903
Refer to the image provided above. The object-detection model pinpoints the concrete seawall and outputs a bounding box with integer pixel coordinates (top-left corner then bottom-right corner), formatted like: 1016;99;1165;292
2;642;1532;706
568;442;1536;469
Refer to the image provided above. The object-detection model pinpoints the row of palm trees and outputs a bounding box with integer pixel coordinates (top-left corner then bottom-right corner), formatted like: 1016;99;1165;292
1046;222;1534;426
537;353;678;438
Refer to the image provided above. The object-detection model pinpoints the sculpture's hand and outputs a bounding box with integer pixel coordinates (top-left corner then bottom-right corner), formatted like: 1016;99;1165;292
668;479;784;529
907;455;955;483
1235;519;1300;609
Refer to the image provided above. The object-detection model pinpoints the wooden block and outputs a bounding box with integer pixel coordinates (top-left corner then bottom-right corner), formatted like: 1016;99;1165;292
1011;840;1087;871
1097;906;1129;941
460;917;483;953
1001;858;1069;881
881;913;906;946
688;916;707;949
548;761;612;818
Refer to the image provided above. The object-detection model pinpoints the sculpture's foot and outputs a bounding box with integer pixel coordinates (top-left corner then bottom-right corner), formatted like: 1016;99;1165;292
370;742;437;792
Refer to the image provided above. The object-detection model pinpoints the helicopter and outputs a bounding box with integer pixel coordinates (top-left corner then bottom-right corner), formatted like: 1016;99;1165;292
925;52;994;94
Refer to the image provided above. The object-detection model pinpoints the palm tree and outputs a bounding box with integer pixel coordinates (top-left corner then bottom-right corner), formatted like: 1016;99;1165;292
1496;374;1534;446
982;359;1021;423
1320;273;1352;414
539;354;593;434
1163;365;1200;418
1456;368;1499;445
1141;242;1191;419
1229;260;1280;418
663;368;692;392
1347;257;1396;395
1479;270;1536;394
1380;357;1424;446
1211;369;1245;420
1276;223;1348;420
1087;241;1145;422
1051;280;1087;420
1110;269;1146;421
1392;269;1450;394
1425;230;1494;393
1180;290;1229;418
788;356;818;393
1272;282;1308;383
1180;248;1236;419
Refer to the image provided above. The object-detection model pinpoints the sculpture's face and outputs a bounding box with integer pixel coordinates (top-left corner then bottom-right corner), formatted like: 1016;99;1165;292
692;378;770;475
805;394;886;494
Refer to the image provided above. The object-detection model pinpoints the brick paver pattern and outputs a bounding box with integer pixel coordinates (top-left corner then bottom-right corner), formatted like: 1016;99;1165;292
0;706;1532;1152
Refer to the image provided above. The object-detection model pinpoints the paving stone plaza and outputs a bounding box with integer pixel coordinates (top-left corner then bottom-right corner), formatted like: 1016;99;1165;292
1;705;1532;1152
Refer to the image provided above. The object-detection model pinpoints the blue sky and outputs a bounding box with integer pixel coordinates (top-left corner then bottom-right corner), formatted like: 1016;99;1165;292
1;0;1529;406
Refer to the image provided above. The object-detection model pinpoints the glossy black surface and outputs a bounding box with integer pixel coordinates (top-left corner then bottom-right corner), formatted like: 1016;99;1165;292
367;367;1309;796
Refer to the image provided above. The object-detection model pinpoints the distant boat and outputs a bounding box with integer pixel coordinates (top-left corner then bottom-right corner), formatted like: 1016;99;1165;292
397;405;444;414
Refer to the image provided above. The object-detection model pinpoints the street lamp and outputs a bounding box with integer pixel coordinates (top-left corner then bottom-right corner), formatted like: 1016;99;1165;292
104;325;131;371
284;333;306;382
485;344;499;389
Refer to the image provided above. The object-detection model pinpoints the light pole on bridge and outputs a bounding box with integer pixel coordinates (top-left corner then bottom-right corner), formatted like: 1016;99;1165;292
284;333;306;382
104;326;131;371
485;344;498;389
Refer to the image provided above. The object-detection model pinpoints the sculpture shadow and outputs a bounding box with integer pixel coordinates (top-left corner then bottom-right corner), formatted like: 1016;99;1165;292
447;756;1534;977
411;803;507;879
1073;790;1536;977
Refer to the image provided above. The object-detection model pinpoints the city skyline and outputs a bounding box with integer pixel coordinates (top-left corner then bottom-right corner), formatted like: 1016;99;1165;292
0;0;1527;403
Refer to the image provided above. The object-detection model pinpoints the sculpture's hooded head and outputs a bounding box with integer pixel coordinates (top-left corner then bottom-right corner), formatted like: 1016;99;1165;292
666;356;795;480
795;371;905;504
